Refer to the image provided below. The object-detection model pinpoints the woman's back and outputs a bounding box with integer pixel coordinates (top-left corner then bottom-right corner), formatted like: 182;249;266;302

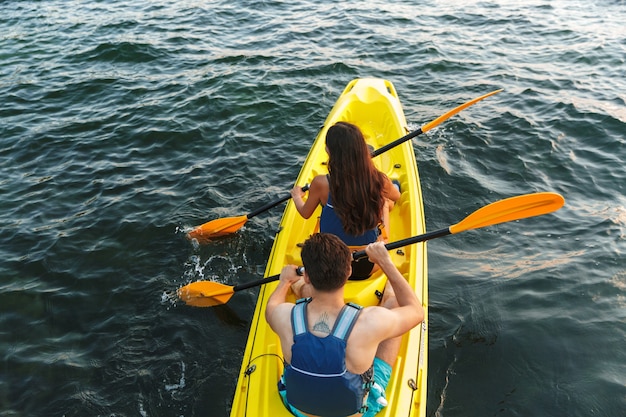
290;122;400;278
325;122;388;236
320;188;381;246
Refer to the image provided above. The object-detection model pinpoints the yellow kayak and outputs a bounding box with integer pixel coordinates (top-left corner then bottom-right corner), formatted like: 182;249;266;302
229;78;428;417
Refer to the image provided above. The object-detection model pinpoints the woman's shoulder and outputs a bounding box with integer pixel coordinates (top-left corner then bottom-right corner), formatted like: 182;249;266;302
307;175;330;204
310;174;329;187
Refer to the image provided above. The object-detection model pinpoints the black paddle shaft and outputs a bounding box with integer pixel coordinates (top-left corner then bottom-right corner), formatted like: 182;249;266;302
246;185;310;219
245;126;422;220
351;227;452;260
234;228;452;293
371;128;423;157
233;266;305;292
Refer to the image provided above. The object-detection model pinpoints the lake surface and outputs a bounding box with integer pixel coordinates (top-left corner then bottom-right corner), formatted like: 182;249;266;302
1;1;624;416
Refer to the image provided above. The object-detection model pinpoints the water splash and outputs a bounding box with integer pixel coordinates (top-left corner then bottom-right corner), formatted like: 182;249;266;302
164;361;186;393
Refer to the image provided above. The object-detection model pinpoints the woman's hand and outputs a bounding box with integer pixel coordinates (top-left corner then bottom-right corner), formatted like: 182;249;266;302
290;185;306;201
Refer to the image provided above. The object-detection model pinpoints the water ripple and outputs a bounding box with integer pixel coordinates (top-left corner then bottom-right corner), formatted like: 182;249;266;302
1;0;625;416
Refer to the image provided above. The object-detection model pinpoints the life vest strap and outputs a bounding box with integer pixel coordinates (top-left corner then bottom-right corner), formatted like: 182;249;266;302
291;298;362;341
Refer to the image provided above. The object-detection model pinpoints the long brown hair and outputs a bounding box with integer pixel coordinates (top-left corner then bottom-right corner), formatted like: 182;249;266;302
326;122;387;236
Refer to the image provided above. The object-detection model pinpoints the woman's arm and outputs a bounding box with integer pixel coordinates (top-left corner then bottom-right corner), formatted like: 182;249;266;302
290;175;328;219
383;177;401;202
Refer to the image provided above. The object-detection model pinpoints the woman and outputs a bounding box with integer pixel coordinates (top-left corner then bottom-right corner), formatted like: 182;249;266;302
291;122;401;279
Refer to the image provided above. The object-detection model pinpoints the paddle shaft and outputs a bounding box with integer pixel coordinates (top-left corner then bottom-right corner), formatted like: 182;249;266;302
243;128;419;220
190;89;502;238
371;128;423;157
232;229;448;293
233;266;304;292
245;89;502;219
237;228;449;289
187;128;417;239
351;228;451;260
246;185;310;219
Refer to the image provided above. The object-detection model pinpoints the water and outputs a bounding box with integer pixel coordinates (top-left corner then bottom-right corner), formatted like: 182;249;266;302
1;1;624;416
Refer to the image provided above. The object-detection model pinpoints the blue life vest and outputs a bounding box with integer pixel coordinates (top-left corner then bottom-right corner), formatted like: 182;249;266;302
283;298;372;416
320;193;380;246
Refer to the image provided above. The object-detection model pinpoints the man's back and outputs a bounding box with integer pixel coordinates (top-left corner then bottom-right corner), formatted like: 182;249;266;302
265;235;423;417
283;299;370;416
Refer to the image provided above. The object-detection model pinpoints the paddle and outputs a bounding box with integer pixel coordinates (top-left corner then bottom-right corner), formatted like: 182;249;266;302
186;89;503;242
186;185;309;241
178;191;564;307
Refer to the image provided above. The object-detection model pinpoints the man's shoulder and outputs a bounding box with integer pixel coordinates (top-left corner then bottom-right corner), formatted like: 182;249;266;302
267;302;295;327
356;305;402;330
357;305;390;322
275;301;296;316
347;306;393;348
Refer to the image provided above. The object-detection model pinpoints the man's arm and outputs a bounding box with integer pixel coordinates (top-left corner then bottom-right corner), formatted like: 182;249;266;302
365;242;424;337
265;265;302;330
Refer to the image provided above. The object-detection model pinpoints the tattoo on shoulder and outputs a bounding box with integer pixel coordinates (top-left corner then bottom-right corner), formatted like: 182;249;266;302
312;312;331;334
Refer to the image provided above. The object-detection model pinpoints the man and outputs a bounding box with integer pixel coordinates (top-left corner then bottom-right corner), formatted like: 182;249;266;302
266;233;424;417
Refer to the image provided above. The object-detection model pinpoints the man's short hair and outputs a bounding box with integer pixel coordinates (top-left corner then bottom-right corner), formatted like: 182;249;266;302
301;233;351;291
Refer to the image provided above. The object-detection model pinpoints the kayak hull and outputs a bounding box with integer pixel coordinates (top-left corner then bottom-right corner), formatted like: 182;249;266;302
229;78;428;417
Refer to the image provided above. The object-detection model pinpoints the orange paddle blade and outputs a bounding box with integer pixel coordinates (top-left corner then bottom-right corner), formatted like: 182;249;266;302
177;281;236;307
187;215;248;242
421;89;503;134
450;192;565;234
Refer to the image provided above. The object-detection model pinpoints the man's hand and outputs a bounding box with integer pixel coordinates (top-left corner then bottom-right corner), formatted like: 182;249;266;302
280;265;303;286
365;241;392;266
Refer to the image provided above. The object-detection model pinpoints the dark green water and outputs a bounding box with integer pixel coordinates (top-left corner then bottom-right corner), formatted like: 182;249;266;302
1;1;624;416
